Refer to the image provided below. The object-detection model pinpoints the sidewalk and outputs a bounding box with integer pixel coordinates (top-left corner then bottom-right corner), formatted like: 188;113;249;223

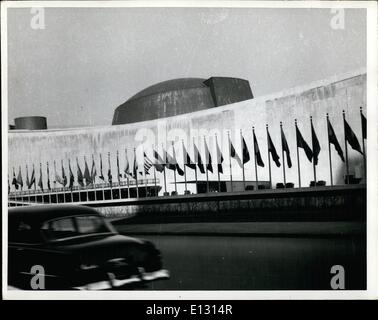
115;221;365;237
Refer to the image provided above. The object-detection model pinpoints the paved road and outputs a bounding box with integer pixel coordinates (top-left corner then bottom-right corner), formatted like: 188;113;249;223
139;235;365;290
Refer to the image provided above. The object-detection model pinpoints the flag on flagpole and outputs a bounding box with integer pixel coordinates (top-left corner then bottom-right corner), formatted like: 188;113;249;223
84;157;92;185
230;140;243;168
26;166;30;188
90;156;96;183
38;164;43;190
204;138;213;173
12;168;19;190
143;152;153;175
267;129;280;167
344;118;363;154
47;162;51;190
132;151;138;178
281;125;292;168
193;142;205;173
76;158;84;187
29;166;35;189
153;149;165;172
311;120;321;165
116;152;122;181
62;161;67;186
183;143;196;170
166;145;185;176
55;169;64;186
215;138;224;173
253;131;265;167
16;166;24;188
107;153;112;184
124;150;131;177
69;160;74;189
99;154;105;181
241;136;250;164
296;124;313;162
361;111;367;140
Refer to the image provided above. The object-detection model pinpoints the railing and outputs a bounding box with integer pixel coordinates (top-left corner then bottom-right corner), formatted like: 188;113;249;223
8;178;159;197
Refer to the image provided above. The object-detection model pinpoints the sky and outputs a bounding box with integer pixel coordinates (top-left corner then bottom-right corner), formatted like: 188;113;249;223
7;7;366;128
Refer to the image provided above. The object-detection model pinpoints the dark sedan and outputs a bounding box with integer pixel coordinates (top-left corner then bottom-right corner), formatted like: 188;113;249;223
8;205;169;290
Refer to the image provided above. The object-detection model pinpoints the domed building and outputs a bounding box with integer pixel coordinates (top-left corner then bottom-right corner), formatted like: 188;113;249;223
112;77;254;125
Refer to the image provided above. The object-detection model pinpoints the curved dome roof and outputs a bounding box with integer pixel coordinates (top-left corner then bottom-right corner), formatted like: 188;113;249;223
128;78;207;102
112;76;253;125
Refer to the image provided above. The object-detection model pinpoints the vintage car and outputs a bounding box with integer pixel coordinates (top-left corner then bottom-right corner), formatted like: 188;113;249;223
8;204;169;290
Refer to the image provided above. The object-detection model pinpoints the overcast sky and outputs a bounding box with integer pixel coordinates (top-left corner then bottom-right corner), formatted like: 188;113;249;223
7;7;366;128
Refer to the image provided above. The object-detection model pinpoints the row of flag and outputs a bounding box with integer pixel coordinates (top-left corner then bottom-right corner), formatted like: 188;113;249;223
9;109;366;193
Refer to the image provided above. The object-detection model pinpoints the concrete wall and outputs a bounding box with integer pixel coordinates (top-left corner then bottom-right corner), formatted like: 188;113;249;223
8;69;366;195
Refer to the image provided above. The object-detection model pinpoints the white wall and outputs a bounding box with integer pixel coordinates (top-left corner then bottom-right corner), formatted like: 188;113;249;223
8;69;366;194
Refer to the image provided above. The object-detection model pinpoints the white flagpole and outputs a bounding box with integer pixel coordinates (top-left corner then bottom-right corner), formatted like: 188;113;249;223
227;131;233;192
134;148;139;198
252;127;259;191
26;164;31;203
172;141;177;194
240;129;246;191
182;140;188;193
204;136;209;193
125;149;130;198
215;134;221;192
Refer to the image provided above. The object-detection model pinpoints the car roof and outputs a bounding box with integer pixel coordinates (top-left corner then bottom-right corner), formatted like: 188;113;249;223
8;204;101;224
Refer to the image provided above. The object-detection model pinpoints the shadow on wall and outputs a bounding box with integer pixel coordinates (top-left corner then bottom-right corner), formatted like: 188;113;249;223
335;155;365;185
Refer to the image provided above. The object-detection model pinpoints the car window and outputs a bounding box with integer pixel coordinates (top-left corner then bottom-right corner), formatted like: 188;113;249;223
75;216;112;234
41;217;80;241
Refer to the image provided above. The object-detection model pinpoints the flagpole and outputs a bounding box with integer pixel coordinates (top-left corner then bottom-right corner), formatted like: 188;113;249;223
182;140;188;193
162;143;167;196
33;164;36;192
266;125;272;189
143;147;148;197
92;154;97;201
360;106;366;181
295;119;301;188
252;127;259;191
117;151;122;199
26;164;31;203
76;157;82;202
69;159;74;202
172;141;177;194
125;149;130;198
40;163;44;204
107;152;114;200
343;110;350;184
47;162;52;204
240;130;246;191
153;165;157;197
326;114;334;186
84;156;90;201
134;148;139;198
215;134;221;192
152;145;158;197
280;122;287;188
19;166;23;192
61;159;66;203
204;137;209;193
227;131;233;192
12;167;15;193
310;116;317;186
99;154;105;201
54;160;58;203
193;137;198;194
